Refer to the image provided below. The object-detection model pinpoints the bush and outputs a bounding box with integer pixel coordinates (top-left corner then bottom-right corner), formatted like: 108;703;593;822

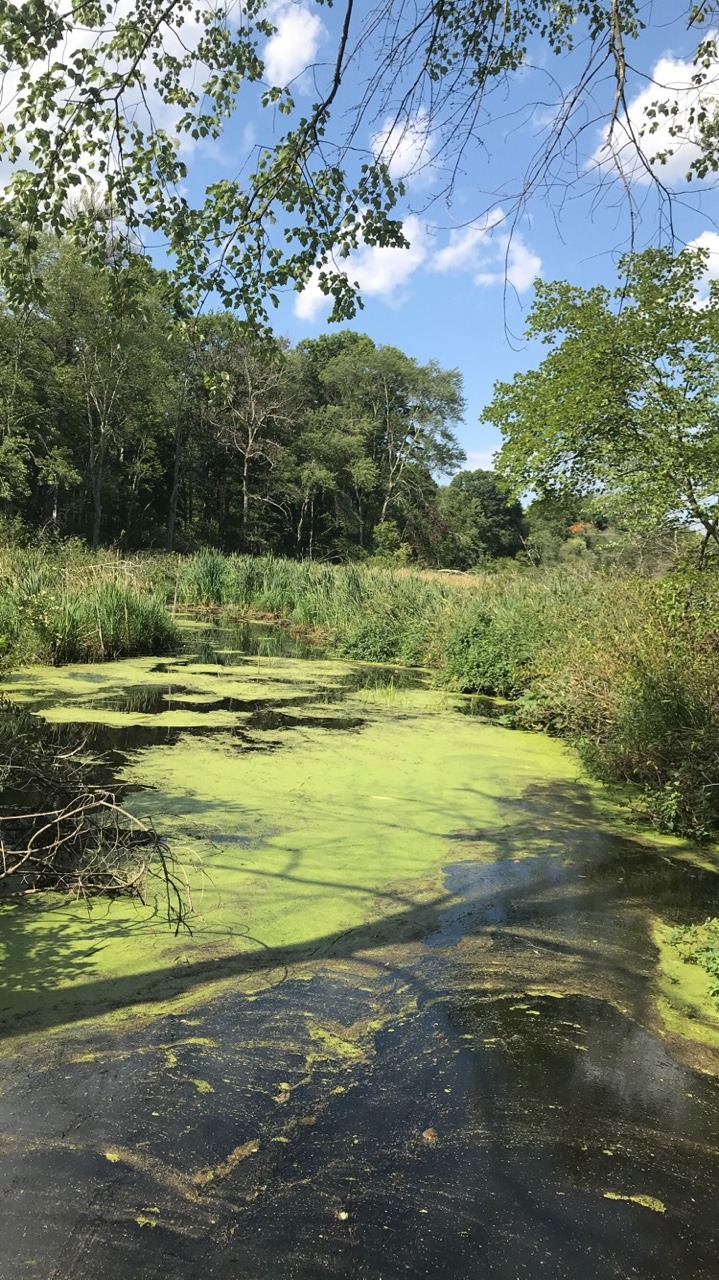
514;572;719;839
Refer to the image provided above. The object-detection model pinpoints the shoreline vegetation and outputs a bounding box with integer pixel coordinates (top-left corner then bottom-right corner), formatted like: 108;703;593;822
0;544;717;847
0;694;191;928
1;542;718;1041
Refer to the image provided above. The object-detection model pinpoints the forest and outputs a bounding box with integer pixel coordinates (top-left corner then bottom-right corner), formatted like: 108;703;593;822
0;235;523;564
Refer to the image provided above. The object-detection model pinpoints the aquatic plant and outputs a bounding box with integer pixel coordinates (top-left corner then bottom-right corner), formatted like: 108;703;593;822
668;919;719;1001
2;541;719;839
0;551;179;666
178;548;229;606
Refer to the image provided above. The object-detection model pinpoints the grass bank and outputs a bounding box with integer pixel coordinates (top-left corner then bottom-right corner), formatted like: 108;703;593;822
2;544;719;843
0;546;178;665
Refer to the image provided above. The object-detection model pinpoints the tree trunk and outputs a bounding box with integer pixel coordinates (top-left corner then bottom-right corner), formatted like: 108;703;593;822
241;453;250;548
297;496;308;550
90;438;105;550
166;377;188;552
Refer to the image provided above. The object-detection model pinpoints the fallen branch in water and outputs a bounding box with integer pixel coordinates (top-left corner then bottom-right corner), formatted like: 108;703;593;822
0;698;192;933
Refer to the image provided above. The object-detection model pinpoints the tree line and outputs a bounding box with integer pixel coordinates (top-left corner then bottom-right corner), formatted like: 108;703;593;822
0;236;530;563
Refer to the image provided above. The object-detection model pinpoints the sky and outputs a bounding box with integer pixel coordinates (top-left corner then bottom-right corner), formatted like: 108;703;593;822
6;0;719;473
249;1;719;471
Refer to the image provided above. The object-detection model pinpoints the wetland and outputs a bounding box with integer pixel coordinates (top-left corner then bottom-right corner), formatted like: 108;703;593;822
1;619;718;1279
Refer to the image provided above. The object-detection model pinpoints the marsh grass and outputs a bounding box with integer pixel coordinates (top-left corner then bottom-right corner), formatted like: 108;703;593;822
2;544;719;838
0;551;179;666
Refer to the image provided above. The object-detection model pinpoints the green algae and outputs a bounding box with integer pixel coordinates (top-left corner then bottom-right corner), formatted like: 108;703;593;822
307;1024;366;1062
2;648;717;1061
652;920;719;1052
189;1077;215;1094
603;1191;666;1213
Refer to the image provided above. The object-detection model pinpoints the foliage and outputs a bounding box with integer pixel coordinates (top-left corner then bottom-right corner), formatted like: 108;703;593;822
437;469;526;568
512;570;719;840
0;250;467;562
0;551;179;665
487;248;719;558
0;0;665;320
667;919;719;1001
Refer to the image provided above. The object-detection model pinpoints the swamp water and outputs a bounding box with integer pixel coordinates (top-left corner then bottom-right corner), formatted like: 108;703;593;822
1;620;718;1278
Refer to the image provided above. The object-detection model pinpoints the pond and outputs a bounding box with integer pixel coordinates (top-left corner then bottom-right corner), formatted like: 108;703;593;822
1;619;718;1278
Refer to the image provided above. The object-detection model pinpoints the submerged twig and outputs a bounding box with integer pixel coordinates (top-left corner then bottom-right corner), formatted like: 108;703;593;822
0;697;191;933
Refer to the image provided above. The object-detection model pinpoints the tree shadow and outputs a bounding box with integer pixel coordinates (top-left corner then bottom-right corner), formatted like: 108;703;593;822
1;778;717;1043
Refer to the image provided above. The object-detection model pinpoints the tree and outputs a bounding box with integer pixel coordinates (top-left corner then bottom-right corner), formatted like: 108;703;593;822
484;247;719;558
438;469;525;567
200;319;297;549
319;340;465;530
41;241;176;547
0;3;712;318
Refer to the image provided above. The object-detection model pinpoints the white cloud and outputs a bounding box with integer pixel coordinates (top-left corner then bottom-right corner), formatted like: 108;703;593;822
683;230;719;305
264;3;323;87
687;229;719;276
475;236;542;292
294;215;429;322
463;451;496;471
430;209;541;293
591;45;719;185
371;109;435;186
431;210;506;273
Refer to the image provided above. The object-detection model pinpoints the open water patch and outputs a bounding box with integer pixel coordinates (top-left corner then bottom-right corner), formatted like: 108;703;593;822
1;959;718;1279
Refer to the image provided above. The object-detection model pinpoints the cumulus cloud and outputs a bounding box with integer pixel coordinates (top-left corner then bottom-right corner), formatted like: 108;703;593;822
431;210;506;273
430;209;542;293
687;229;719;275
263;3;323;86
370;109;435;186
294;215;429;322
591;45;719;185
474;237;542;292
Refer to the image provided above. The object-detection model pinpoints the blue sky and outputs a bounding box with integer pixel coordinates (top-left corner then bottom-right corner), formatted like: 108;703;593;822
9;0;717;472
229;1;718;470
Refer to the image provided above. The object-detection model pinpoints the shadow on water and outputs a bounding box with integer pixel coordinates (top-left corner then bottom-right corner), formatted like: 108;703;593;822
3;629;719;1277
1;782;719;1278
2;780;718;1041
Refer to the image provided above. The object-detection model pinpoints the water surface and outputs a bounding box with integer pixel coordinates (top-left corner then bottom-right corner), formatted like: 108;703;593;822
1;619;718;1278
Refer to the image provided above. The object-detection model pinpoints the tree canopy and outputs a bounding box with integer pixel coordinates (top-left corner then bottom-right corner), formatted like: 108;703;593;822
437;469;525;568
484;246;719;556
0;2;714;316
0;236;468;557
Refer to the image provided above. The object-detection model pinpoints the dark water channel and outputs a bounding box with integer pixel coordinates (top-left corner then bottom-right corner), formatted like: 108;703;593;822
1;620;718;1278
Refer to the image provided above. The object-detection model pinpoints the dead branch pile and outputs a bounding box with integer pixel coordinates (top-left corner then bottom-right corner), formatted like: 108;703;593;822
0;697;191;933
